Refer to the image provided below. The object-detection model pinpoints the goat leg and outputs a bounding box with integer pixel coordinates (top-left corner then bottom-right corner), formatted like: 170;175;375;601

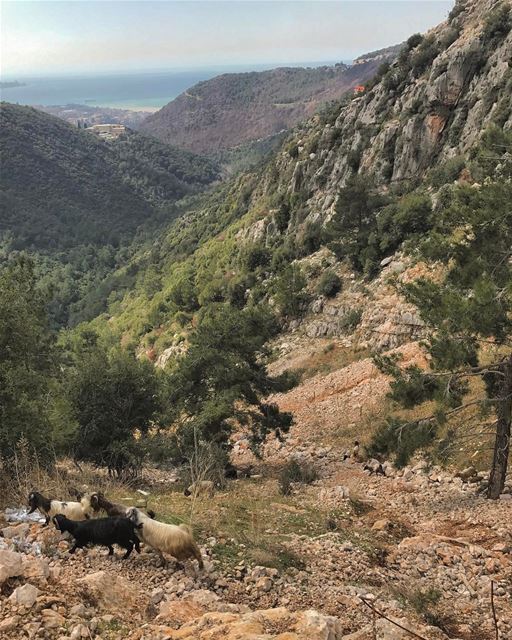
123;542;133;560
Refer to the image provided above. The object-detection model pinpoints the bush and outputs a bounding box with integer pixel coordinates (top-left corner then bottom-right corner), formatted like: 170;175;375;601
411;36;440;77
240;243;271;271
406;33;424;51
279;459;318;495
317;270;342;298
482;4;512;46
429;157;466;188
297;223;323;257
339;308;362;332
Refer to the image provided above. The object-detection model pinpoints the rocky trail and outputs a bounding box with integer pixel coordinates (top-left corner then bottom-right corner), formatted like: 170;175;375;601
1;446;511;640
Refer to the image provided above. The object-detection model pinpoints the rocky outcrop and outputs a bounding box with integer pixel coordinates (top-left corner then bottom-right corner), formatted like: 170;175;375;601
258;0;512;222
148;606;345;640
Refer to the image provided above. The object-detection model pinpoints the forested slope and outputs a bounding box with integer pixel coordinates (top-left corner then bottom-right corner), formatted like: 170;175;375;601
0;103;219;250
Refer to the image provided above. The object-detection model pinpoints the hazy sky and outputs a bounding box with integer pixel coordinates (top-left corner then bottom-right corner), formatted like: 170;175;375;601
2;1;454;77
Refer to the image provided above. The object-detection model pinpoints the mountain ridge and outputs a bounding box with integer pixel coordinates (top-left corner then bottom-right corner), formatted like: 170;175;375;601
139;48;399;156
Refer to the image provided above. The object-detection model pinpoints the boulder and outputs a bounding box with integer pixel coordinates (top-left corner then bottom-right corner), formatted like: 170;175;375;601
41;609;66;629
157;599;207;626
76;571;139;612
372;519;391;532
0;549;23;583
0;615;20;633
157;606;345;639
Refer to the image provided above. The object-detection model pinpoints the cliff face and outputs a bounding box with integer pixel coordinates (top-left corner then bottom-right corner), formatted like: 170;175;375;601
262;0;511;221
139;48;399;154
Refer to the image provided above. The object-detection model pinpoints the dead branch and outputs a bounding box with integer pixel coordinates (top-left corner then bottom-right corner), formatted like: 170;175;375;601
491;580;500;640
359;598;430;640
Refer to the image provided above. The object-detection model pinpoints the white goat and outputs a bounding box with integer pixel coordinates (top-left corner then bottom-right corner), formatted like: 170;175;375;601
126;507;203;569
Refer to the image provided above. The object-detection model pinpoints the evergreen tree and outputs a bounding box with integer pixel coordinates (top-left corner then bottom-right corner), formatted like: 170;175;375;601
273;264;309;317
371;178;512;498
325;176;388;274
66;338;161;476
164;304;292;455
0;257;58;456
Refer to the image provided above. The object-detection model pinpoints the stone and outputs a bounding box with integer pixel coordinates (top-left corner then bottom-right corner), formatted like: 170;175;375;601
41;609;66;629
76;571;138;612
150;587;165;605
22;556;50;583
0;549;23;583
456;466;477;481
1;522;30;539
380;256;394;267
157;599;207;625
0;615;20;633
70;603;88;618
256;576;273;592
372;519;391;532
9;583;40;607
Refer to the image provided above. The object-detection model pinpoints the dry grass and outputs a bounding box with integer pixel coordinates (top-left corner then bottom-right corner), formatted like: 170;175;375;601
105;476;337;571
297;342;370;382
0;439;139;511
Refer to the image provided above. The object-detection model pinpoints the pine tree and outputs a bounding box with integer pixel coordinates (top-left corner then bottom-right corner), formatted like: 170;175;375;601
0;257;58;456
371;175;512;498
164;304;292;455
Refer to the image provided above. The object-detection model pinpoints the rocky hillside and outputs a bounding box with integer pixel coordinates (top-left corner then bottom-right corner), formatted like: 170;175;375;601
91;0;512;353
261;0;512;219
1;445;511;639
139;48;399;155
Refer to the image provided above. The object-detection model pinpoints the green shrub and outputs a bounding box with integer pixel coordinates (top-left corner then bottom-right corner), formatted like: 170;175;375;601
316;270;342;298
429;157;466;188
339;308;362;332
411;36;440;77
406;33;424;50
482;4;512;46
278;459;318;495
240;243;271;271
274;202;291;233
297;222;323;257
288;143;299;159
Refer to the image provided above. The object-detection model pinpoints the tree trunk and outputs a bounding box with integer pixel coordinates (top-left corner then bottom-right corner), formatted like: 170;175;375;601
487;356;512;499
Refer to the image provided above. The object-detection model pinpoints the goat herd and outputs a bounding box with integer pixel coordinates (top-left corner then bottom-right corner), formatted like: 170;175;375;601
27;490;204;569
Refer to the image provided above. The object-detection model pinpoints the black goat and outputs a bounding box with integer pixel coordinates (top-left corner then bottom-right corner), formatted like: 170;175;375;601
53;514;141;559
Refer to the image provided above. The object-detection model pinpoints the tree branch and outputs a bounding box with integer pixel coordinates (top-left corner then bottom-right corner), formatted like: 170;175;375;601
359;598;430;640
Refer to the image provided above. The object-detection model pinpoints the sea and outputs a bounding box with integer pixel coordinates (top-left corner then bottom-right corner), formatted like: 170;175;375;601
0;62;345;111
0;70;222;110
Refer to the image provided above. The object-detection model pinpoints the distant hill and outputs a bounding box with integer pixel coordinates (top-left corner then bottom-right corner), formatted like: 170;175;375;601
139;49;398;155
0;103;219;250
